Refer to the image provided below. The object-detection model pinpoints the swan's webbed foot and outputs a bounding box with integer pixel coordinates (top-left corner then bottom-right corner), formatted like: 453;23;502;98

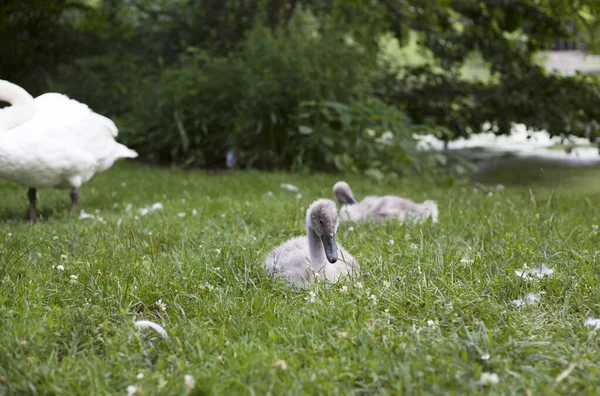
69;188;79;215
26;188;39;221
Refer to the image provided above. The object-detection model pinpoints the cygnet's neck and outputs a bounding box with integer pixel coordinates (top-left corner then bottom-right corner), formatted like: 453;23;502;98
306;224;327;272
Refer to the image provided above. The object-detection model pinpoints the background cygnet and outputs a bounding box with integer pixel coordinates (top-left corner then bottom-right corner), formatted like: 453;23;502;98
264;198;359;288
333;181;439;224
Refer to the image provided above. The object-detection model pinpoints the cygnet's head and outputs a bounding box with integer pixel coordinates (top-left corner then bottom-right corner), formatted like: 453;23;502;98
306;199;339;263
333;181;357;205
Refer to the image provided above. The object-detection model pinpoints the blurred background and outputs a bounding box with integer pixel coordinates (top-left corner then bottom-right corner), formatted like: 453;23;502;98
1;0;599;182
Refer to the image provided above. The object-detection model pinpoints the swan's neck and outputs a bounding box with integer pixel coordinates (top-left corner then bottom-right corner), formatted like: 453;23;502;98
0;81;36;131
307;226;327;272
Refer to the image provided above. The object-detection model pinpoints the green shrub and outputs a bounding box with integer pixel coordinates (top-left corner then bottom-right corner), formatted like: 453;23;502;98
119;21;383;169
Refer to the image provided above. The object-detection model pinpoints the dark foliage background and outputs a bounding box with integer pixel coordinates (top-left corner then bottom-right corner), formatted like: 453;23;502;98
1;0;599;177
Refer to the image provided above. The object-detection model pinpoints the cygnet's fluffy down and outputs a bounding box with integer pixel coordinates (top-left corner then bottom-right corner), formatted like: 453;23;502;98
333;181;438;224
264;198;359;288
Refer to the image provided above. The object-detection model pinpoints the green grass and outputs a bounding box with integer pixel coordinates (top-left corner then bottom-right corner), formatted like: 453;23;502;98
1;161;600;394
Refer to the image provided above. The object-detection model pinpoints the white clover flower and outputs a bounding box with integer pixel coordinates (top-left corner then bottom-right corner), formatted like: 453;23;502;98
184;374;195;391
478;372;499;386
192;209;198;216
481;353;491;360
355;282;363;289
178;212;186;218
155;299;167;312
56;265;65;271
427;319;437;328
369;294;377;305
389;239;395;246
274;360;288;370
69;275;78;284
305;291;317;304
136;373;144;379
340;285;348;293
348;226;354;232
127;385;139;396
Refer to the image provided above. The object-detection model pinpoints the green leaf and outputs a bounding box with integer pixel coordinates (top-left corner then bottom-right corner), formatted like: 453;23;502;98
299;125;313;135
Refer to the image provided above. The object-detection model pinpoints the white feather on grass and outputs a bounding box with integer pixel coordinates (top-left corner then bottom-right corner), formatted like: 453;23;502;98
134;320;168;338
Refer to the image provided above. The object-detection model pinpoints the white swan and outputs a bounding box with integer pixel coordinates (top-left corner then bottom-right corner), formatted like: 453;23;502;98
333;181;439;224
264;198;359;288
0;80;138;220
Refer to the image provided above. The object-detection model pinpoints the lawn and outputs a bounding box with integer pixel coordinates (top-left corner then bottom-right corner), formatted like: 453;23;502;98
1;161;600;394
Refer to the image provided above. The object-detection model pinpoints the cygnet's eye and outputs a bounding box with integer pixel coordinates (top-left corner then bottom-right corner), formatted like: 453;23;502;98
319;219;324;226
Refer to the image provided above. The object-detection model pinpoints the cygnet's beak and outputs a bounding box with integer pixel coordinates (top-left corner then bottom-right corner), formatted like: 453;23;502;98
335;190;357;205
321;233;338;263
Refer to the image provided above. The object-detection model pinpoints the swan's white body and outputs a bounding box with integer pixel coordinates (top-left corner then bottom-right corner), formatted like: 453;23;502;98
0;80;137;189
334;181;439;224
264;199;359;288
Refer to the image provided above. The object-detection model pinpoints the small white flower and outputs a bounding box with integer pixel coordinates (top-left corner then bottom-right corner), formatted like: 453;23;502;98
369;294;377;305
487;191;493;197
136;373;144;379
355;282;363;289
481;352;491;360
389;239;395;246
266;191;273;197
155;299;167;312
383;280;391;288
584;317;600;329
7;233;12;238
200;283;215;292
139;208;150;216
52;235;58;240
56;265;65;271
184;374;195;391
221;214;226;218
478;372;499;386
409;243;418;250
340;285;348;293
296;193;302;199
305;291;317;304
460;257;474;264
69;275;78;284
152;202;163;210
127;385;138;396
214;267;221;272
336;331;348;338
274;360;288;370
178;212;186;218
427;319;437;328
192;209;198;216
215;248;222;254
348;226;354;232
60;254;68;260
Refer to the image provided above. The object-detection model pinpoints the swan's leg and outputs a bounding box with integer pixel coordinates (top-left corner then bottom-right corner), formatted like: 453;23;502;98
27;188;39;221
69;188;79;215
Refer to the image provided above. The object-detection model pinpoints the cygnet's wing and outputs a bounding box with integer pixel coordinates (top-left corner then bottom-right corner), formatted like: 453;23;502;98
264;236;314;288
